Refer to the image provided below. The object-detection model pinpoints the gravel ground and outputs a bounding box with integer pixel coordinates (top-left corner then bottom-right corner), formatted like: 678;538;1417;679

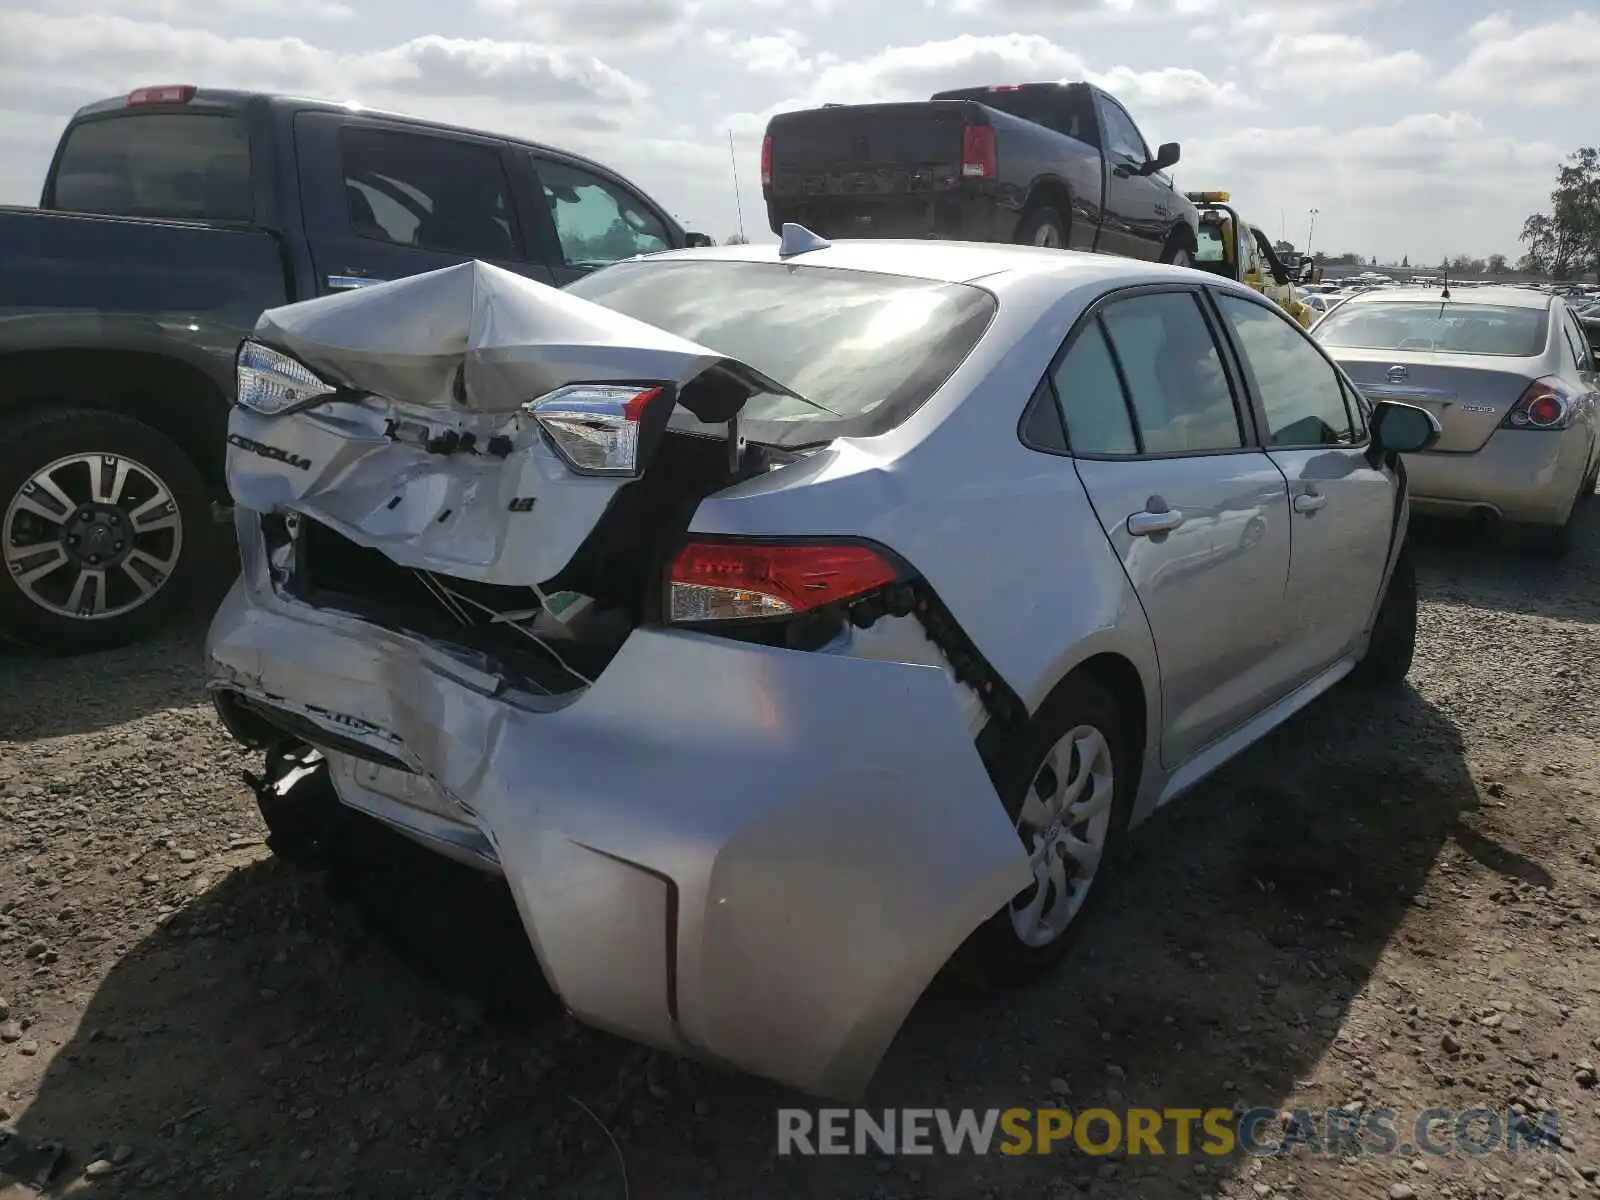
3;513;1600;1200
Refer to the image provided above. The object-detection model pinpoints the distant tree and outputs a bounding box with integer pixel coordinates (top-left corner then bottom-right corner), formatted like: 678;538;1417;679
1273;239;1295;256
1486;253;1509;274
724;233;750;245
1520;147;1600;281
1401;254;1410;268
1516;253;1547;276
1371;255;1378;266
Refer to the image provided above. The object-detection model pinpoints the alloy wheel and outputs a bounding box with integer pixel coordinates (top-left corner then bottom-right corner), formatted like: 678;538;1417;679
1009;724;1116;947
1032;224;1063;248
3;452;184;621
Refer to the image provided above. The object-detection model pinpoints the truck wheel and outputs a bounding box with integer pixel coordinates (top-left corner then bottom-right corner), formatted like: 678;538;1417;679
0;408;213;654
1161;236;1194;268
1015;207;1068;249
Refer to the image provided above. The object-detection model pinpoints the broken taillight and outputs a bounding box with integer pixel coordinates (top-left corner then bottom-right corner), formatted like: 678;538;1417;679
666;538;899;624
528;383;664;476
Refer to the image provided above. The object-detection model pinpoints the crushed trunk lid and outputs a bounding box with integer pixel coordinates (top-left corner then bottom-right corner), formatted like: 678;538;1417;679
229;260;803;590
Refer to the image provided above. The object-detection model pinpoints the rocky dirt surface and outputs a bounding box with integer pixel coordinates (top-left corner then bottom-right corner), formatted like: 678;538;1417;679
3;515;1600;1200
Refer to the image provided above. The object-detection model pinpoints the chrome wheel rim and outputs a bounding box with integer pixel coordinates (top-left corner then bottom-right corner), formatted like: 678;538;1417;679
1032;224;1063;248
1009;724;1115;948
3;452;183;621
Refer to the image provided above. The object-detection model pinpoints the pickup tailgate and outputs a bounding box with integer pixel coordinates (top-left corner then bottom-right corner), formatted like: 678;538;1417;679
0;206;287;349
766;101;972;219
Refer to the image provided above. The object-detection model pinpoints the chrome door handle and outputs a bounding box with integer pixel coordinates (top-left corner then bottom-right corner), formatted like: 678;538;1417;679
327;275;388;290
1127;508;1185;536
1293;492;1327;514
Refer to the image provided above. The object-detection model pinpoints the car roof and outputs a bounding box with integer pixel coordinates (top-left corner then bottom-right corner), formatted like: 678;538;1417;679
634;239;1235;292
1334;285;1553;310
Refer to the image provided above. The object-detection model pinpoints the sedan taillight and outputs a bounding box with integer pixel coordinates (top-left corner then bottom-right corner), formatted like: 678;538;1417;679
1501;377;1577;431
666;538;900;624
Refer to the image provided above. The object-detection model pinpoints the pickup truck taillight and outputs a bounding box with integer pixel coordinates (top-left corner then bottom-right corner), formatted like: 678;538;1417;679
760;135;773;189
961;124;997;181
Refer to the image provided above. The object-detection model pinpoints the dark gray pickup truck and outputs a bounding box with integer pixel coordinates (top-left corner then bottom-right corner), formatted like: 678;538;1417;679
762;81;1199;265
0;84;708;653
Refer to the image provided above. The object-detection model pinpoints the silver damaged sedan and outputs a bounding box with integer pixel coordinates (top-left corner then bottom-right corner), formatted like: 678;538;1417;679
206;230;1440;1099
1313;285;1600;553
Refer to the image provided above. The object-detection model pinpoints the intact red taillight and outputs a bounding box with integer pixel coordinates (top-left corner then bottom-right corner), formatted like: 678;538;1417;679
1503;377;1574;430
127;84;196;106
667;540;898;623
760;134;773;189
961;124;997;181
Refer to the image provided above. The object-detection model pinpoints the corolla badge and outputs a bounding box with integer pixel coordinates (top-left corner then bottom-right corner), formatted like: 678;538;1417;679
1387;365;1410;383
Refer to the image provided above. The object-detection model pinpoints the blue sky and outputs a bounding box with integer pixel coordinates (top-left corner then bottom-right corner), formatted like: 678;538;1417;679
0;0;1594;264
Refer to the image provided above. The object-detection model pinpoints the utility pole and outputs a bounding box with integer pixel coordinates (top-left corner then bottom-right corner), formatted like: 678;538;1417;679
1305;208;1319;258
728;130;747;244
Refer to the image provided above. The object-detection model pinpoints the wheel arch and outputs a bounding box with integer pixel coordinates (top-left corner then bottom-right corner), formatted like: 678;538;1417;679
0;348;230;496
1022;175;1075;225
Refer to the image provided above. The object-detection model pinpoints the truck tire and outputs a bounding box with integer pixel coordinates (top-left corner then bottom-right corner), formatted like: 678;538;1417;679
1015;206;1069;249
1160;231;1195;268
0;407;214;655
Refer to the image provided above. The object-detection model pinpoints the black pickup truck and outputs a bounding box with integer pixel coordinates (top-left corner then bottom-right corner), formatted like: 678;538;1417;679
0;84;709;653
762;81;1198;265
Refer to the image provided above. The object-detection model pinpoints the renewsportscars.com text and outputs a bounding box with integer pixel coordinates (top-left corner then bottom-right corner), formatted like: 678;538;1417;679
777;1106;1563;1157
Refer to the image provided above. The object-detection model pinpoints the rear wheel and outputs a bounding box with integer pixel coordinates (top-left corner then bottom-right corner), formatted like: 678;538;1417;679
1015;206;1068;249
0;408;213;654
964;675;1135;984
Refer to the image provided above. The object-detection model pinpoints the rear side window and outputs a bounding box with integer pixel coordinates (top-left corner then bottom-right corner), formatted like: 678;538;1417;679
51;113;252;221
339;128;520;261
565;259;996;446
1050;321;1137;454
1097;292;1244;454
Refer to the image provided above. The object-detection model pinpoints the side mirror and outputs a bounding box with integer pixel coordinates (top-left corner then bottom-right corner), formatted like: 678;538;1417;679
684;232;713;248
1370;400;1441;455
1150;142;1180;172
1297;260;1315;284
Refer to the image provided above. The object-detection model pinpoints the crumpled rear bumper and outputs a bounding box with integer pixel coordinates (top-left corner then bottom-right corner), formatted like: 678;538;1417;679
206;578;1029;1099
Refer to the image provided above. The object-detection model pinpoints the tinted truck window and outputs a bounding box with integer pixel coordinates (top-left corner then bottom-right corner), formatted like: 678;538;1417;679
52;114;253;221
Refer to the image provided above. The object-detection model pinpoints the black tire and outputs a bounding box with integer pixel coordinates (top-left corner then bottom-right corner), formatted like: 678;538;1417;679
1161;234;1195;268
0;407;214;654
1520;516;1575;558
962;674;1136;986
1015;206;1068;249
251;747;347;867
1349;542;1416;685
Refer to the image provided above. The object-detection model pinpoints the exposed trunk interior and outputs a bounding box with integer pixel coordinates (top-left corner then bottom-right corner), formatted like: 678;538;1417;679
274;427;793;696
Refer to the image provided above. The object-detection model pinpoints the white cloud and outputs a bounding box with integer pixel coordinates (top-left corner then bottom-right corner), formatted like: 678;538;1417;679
705;29;825;75
1179;111;1563;260
1254;33;1429;93
1440;11;1600;107
31;0;355;19
724;33;1253;126
0;10;648;110
475;0;700;49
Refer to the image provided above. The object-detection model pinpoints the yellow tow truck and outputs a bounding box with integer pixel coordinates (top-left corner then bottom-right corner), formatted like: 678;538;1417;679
1186;191;1316;328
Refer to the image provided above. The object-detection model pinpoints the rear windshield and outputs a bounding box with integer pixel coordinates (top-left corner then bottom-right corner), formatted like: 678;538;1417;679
1313;302;1549;357
1194;217;1228;264
565;259;997;446
51;113;252;221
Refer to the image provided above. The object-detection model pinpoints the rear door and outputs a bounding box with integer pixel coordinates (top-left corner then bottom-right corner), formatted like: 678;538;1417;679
524;153;676;286
1093;95;1167;260
1051;286;1296;767
1210;290;1397;680
293;112;554;295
